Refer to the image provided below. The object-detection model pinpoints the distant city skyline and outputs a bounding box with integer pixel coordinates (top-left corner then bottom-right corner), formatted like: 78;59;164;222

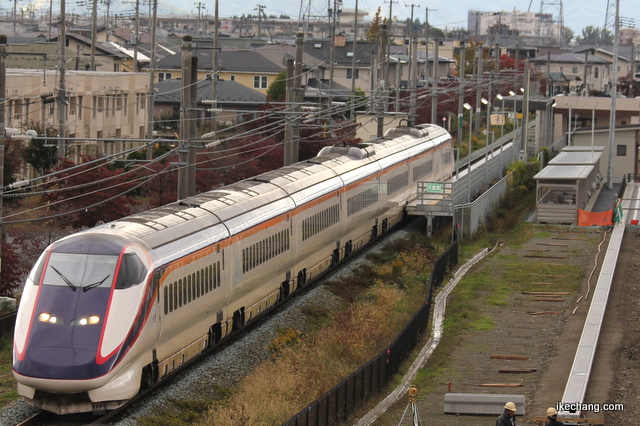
154;0;634;37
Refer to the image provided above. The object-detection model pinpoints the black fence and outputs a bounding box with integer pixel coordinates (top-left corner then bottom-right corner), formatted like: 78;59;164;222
283;237;459;426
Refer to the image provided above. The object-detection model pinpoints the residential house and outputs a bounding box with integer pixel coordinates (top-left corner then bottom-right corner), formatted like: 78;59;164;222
47;33;130;72
529;53;611;95
151;46;284;94
153;78;266;133
574;45;636;83
303;38;379;94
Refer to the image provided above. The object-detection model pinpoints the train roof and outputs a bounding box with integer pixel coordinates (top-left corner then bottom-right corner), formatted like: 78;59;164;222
98;124;451;251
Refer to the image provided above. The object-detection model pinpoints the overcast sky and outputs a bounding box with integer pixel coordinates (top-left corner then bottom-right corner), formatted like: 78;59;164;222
155;0;634;37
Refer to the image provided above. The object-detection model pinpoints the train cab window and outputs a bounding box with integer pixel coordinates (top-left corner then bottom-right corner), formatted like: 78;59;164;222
43;252;118;290
115;253;148;289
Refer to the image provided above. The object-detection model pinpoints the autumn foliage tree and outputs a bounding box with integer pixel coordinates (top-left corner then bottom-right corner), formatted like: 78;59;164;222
1;228;51;296
40;156;139;229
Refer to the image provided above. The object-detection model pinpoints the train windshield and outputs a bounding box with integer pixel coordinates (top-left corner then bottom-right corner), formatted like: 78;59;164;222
43;253;118;291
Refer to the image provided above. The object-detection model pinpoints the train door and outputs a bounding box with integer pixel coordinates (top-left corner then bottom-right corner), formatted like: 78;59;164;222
152;269;162;345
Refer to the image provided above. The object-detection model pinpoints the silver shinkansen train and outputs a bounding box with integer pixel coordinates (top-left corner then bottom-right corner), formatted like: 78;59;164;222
13;124;454;414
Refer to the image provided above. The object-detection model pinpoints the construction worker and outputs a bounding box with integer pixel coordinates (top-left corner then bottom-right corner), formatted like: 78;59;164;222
545;407;565;425
496;401;517;426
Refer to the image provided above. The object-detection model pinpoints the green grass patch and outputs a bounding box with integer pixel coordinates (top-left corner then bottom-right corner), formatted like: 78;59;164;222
0;334;19;409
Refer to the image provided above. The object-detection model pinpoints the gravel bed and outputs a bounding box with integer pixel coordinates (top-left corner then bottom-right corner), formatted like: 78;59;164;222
0;220;421;426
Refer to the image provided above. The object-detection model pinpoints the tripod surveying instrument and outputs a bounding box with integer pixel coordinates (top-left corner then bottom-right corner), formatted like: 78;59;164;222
398;385;421;425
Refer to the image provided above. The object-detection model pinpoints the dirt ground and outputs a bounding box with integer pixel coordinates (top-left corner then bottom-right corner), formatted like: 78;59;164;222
375;226;639;426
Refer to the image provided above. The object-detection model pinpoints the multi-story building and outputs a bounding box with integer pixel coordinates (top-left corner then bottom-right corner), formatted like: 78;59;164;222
468;9;562;44
6;69;151;163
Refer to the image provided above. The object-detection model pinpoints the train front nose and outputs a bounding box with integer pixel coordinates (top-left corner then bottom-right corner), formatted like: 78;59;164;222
19;346;101;379
14;287;116;381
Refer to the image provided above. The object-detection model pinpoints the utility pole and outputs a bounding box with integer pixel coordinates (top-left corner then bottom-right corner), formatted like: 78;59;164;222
349;0;359;129
293;32;303;159
607;0;620;189
256;4;265;38
91;0;97;70
377;24;388;137
58;0;67;160
328;0;337;107
284;58;295;165
458;47;465;143
195;2;207;36
475;45;482;137
211;0;220;135
409;37;418;126
407;3;419;126
0;34;6;280
146;0;158;160
431;39;439;124
178;36;198;199
133;0;139;72
520;61;530;159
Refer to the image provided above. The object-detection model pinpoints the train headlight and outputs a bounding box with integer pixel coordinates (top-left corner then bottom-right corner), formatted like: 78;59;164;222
37;313;64;325
70;315;101;326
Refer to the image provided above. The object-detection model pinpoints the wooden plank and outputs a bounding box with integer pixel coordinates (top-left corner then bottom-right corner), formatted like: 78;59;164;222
499;368;537;373
552;237;589;241
478;383;523;387
490;355;529;360
532;417;604;424
531;274;568;278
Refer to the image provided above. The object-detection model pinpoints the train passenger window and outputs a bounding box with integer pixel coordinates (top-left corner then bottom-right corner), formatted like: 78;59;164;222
179;280;183;307
217;262;221;288
187;276;192;303
203;268;208;293
201;269;206;294
173;282;178;310
194;273;199;299
182;278;187;305
169;284;173;313
164;287;168;315
115;253;148;289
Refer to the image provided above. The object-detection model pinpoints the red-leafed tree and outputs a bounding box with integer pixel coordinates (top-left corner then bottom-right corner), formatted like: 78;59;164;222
40;156;139;229
1;228;52;296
